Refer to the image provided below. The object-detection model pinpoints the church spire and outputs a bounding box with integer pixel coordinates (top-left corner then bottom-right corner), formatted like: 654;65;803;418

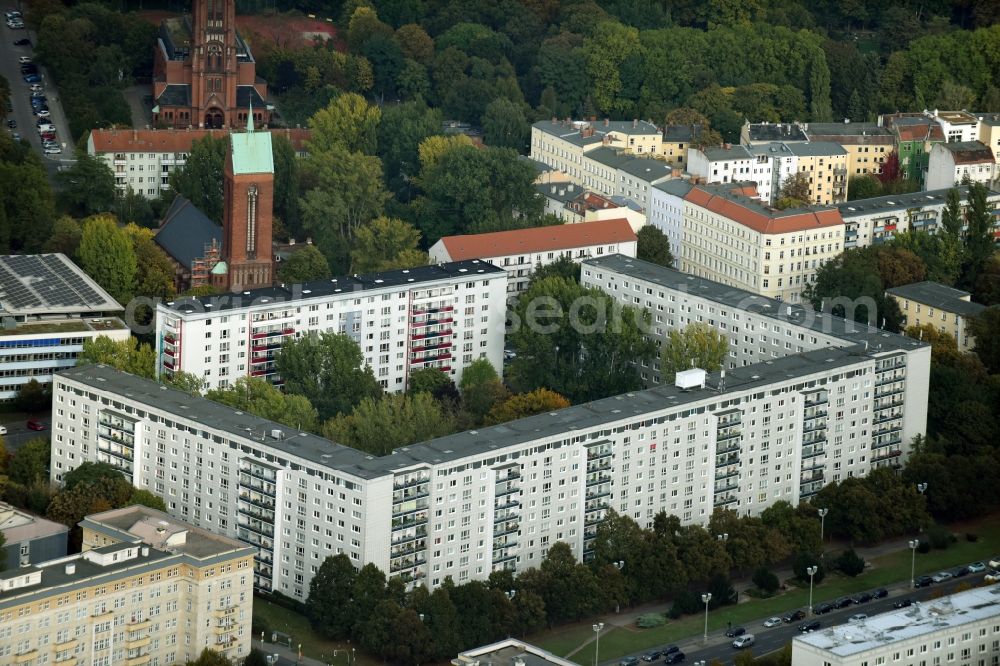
247;96;254;133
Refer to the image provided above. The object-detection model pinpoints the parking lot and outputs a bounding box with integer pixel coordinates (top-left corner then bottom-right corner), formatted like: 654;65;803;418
2;10;75;175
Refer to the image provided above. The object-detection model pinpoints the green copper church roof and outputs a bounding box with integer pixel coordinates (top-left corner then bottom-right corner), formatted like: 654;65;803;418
230;119;273;175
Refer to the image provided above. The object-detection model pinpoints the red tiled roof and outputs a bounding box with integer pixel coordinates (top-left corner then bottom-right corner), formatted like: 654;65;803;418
684;186;842;235
437;219;637;260
89;128;312;153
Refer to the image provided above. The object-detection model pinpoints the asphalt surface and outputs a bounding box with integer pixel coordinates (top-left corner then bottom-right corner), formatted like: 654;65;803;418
607;576;988;666
1;415;48;451
1;17;76;177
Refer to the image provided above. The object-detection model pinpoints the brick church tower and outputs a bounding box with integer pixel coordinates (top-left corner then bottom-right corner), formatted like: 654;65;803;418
214;117;274;292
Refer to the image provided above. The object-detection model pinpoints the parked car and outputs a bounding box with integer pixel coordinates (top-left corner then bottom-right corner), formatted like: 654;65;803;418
0;424;7;435
893;598;914;609
35;110;50;118
872;588;888;599
17;55;30;64
762;617;782;628
28;84;43;92
798;620;821;633
725;626;746;638
731;635;754;649
984;570;1000;583
813;602;834;615
619;657;640;666
953;566;970;578
663;652;684;665
782;610;805;623
834;596;853;608
931;571;953;583
26;419;46;431
13;37;30;45
640;651;662;662
850;613;868;621
914;575;934;588
851;592;873;604
23;73;40;83
44;146;60;154
6;119;15;128
987;556;1000;569
968;562;987;573
661;646;679;656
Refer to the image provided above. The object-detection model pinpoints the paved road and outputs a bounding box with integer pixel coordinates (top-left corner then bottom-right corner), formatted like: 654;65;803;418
1;415;48;451
1;19;76;178
606;577;983;666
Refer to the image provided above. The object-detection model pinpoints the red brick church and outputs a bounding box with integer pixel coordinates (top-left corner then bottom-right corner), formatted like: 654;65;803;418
152;0;270;129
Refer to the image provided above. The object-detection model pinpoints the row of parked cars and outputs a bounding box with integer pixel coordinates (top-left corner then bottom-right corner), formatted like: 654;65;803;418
9;29;61;154
5;8;23;29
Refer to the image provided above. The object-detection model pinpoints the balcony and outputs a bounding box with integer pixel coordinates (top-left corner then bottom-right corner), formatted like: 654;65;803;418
871;449;902;463
411;352;452;365
714;481;739;494
393;475;431;491
495;482;519;497
238;504;275;523
714;494;738;507
715;455;739;468
410;328;453;341
239;491;276;511
393;488;430;503
391;527;428;545
15;652;39;664
411;316;454;329
392;513;428;530
587;448;613;460
238;518;274;538
389;556;427;573
586;489;611;501
251;327;294;340
411;304;455;316
126;636;152;649
802;446;825;460
716;442;741;455
240;466;278;484
494;498;521;511
392;501;430;519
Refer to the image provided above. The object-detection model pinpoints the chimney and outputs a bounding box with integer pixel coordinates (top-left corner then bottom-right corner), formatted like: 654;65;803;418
550;185;556;194
632;119;638;128
141;546;149;557
590;116;596;122
672;168;682;178
844;118;850;124
289;238;296;245
551;116;557;123
604;118;609;127
724;143;731;150
65;563;76;575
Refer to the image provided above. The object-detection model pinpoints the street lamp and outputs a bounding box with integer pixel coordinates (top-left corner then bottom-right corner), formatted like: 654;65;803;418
717;533;729;542
806;566;818;616
701;592;712;644
909;539;919;589
916;482;927;495
817;508;828;545
592;622;604;666
614;560;625;570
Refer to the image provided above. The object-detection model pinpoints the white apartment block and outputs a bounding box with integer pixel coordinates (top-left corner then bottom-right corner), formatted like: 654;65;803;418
51;255;929;601
649;179;693;265
793;586;1000;666
926;109;980;143
0;504;254;666
687;144;756;187
926;141;998;190
87;128;310;199
836;186;1000;249
154;260;508;392
0;254;129;402
678;182;845;303
428;219;637;296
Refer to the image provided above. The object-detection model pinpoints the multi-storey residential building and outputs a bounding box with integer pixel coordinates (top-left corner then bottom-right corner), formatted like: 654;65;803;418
616;159;674;214
747;142;795;204
530;119;662;184
792;586;1000;666
0;504;254;666
836;185;1000;249
0;503;68;569
882;114;946;185
800;122;894;179
687;144;756;186
677;182;844;303
886;281;986;352
785;141;850;204
740;121;809;147
648;179;693;264
977;113;1000;163
926;140;998;189
87;128;310;200
428;219;637;296
662;125;706;167
926;109;980;143
0;254;129;402
154;260;508;391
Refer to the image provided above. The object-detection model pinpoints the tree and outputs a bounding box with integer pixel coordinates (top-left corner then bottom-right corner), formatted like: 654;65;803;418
973;253;1000;305
530;256;581;284
835;548;866;577
78;214;137;306
776;172;812;207
272;134;300;236
485;389;571;425
15;379;50;412
376;101;442;197
169;134;227;224
847;175;882;201
792;552;824;584
904;324;958;362
185;649;232;666
129;488;167;511
42;216;83;257
274;332;383;420
57;151;117;217
752;567;780;594
77;336;156;378
508;277;655;403
307;554;358;639
407;368;459;403
206;377;319;432
323;392;456;455
963;182;995;286
482;98;530;151
941;188;963;238
969;307;1000;374
351;217;426;273
459;359;509;421
123;223;175;307
277;245;332;284
660;322;729;382
307;93;382;155
416;135;474;180
876;247;926;288
7;438;49;486
804;248;903;330
243;649;269;666
636;226;674;267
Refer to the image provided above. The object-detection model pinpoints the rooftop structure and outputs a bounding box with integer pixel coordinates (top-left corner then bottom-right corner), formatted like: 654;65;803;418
684;181;843;234
0;503;68;568
886;281;987;351
939;140;995;164
885;281;985;317
742;121;809;145
0;254;121;316
453;639;579;666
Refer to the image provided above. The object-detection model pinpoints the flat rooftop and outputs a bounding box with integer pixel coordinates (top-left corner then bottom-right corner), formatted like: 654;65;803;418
162;259;506;314
795;586;1000;657
835;185;998;219
0;254;122;316
454;639;578;666
0;503;68;543
0;317;126;337
885;281;986;317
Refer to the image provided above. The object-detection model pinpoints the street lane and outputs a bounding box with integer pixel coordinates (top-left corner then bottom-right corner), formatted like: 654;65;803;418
1;415;48;451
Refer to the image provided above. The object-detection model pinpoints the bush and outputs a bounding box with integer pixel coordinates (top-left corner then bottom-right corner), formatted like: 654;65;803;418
636;613;666;628
668;590;702;618
917;540;931;554
250;617;271;641
792;552;825;584
927;524;952;550
966;533;978;542
835;549;866;577
752;567;780;595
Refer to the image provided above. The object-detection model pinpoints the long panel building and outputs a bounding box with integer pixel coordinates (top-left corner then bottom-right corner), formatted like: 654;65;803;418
154;260;508;391
52;255;928;603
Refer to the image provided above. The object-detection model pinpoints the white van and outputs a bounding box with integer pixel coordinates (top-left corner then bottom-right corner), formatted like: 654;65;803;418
732;634;755;649
37;123;55;134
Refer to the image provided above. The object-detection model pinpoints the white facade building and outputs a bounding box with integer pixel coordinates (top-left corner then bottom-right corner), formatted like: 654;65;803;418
530;119;662;185
687;144;756;186
428;219;637;296
648;179;693;264
793;586;1000;666
0;254;129;402
926;109;980;143
926;141;998;190
154;260;508;392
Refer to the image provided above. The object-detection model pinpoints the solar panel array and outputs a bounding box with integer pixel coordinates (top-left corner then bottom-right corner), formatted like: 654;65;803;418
0;254;115;313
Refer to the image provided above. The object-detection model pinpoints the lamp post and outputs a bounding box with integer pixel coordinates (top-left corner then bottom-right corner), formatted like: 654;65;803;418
717;533;729;542
592;622;604;666
701;593;712;644
909;539;919;589
817;508;828;545
806;566;818;616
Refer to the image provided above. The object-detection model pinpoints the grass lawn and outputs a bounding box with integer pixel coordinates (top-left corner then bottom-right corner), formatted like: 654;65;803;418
532;514;1000;663
253;598;378;666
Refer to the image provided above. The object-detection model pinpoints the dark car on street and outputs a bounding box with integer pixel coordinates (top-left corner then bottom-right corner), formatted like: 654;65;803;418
620;657;640;666
798;620;821;633
893;598;914;609
914;575;934;588
851;592;873;604
872;588;888;599
782;610;805;623
14;37;31;45
663;652;684;665
813;602;834;615
26;419;46;431
834;596;853;608
640;652;662;662
725;626;746;638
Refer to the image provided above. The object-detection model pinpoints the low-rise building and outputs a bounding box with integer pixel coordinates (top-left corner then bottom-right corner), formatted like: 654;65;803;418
87;127;311;200
429;219;637;295
677;182;844;303
0;505;255;665
926;109;980;143
0;253;129;402
154;260;508;391
886;281;986;351
926;140;998;190
687;144;756;186
662;125;705;167
801;122;894;180
0;503;68;568
792;586;1000;666
453;639;577;666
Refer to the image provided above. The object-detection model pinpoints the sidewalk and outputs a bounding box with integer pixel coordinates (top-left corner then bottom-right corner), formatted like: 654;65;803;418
255;638;331;666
